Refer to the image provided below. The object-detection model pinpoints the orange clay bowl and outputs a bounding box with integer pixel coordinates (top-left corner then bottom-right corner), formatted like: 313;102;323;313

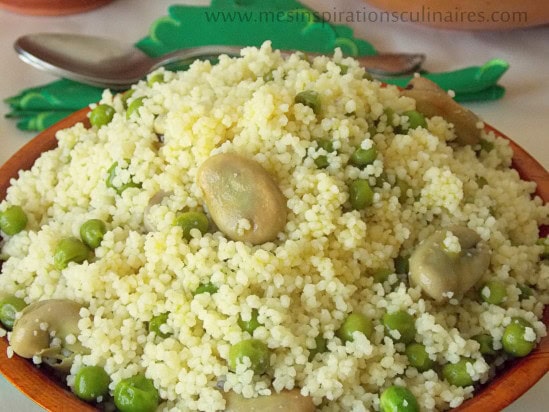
0;108;548;411
0;0;114;15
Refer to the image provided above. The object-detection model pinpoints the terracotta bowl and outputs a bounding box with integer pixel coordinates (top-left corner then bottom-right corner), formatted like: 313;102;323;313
362;0;549;30
0;0;114;15
0;109;548;411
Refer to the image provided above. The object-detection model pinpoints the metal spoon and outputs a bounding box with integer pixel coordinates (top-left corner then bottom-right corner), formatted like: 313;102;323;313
14;33;425;89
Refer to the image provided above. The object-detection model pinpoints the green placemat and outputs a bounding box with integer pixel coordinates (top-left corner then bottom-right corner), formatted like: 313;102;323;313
4;0;508;132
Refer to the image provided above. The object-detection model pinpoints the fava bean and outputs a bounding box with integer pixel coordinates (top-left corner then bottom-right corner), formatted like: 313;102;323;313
10;299;85;371
197;153;287;245
409;226;490;302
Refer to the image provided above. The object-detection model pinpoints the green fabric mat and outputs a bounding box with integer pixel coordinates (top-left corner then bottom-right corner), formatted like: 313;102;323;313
4;0;508;131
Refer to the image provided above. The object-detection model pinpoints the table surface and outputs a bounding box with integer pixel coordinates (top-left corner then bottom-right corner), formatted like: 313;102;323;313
0;0;547;410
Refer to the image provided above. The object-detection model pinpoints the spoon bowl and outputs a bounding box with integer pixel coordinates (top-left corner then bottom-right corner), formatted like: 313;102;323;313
14;33;425;89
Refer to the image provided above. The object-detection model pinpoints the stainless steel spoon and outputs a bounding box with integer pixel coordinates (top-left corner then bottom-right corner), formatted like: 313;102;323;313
14;33;425;89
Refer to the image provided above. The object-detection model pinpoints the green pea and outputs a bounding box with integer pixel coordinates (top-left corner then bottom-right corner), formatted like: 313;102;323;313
442;358;475;387
295;90;321;115
379;385;419;412
149;313;171;338
363;71;374;81
0;205;28;236
263;70;275;82
312;139;333;168
349;179;374;210
80;219;107;249
480;280;507;305
383;310;416;344
114;374;159;412
120;89;135;109
517;284;533;301
502;317;536;357
402;110;427;131
394;255;409;275
336;63;349;75
228;339;270;374
126;97;145;119
89;104;115;128
314;155;329;169
54;237;90;270
375;172;389;188
73;365;110;402
479;139;494;153
373;268;393;284
476;176;488;188
472;334;497;356
106;162;141;194
193;282;218;296
337;312;373;342
537;237;549;260
238;309;261;334
405;343;435;372
308;335;328;360
0;296;27;330
147;72;165;86
396;179;410;203
174;211;209;240
350;146;377;168
316;138;334;153
383;108;395;126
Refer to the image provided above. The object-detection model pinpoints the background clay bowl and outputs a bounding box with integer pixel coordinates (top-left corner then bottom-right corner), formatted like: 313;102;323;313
0;0;114;15
362;0;549;30
0;108;548;411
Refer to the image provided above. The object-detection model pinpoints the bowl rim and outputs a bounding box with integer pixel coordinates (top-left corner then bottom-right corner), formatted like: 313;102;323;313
0;108;548;411
0;0;114;16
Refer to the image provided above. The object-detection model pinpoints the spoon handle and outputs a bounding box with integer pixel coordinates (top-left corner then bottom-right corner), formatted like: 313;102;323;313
151;46;425;77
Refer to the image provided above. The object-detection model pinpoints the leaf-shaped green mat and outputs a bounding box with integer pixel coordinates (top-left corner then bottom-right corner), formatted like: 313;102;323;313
4;0;508;132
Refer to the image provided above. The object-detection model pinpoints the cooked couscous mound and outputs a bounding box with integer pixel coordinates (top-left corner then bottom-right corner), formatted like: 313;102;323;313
0;42;548;411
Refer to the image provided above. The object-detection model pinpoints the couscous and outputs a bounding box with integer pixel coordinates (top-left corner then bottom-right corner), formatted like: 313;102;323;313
0;42;548;411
